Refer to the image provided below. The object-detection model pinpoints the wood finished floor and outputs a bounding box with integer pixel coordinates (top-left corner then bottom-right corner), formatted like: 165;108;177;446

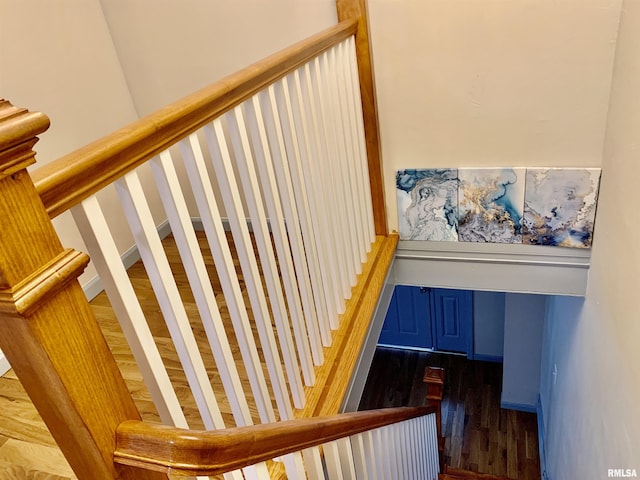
358;346;541;480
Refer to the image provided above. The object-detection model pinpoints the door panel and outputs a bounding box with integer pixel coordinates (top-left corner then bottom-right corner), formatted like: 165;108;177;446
378;285;433;349
432;288;473;354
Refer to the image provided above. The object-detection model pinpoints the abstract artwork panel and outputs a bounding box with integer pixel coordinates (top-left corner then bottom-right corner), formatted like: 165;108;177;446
523;168;601;248
396;169;458;241
458;168;525;244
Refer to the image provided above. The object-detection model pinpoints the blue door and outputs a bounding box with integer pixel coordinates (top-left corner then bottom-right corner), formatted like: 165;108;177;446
431;288;473;354
378;285;433;349
379;286;474;356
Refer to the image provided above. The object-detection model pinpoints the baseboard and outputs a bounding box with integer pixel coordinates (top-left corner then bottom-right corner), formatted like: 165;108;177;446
500;400;537;413
537;395;550;480
473;353;503;363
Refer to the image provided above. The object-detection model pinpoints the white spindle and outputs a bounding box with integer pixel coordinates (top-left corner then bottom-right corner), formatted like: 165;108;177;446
402;421;412;479
179;133;277;424
225;106;305;412
414;418;424;479
310;56;352;304
259;85;320;383
203;119;290;422
335;41;367;265
151;150;254;426
323;440;345;480
336;437;357;480
360;430;378;480
319;50;357;288
349;433;368;479
409;418;420;479
116;171;225;430
288;67;337;347
241;94;317;393
346;36;375;243
72;198;187;428
302;447;327;480
274;75;330;354
298;62;345;321
115;171;248;480
428;414;441;478
326;47;361;280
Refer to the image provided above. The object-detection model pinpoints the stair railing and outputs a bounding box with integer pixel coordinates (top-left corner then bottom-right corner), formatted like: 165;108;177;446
114;406;440;479
0;0;402;478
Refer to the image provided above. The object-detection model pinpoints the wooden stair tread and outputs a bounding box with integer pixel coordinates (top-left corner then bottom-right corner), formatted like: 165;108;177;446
441;466;517;480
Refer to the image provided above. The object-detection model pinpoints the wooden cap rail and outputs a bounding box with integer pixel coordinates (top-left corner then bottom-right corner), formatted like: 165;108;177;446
115;405;437;476
32;19;357;220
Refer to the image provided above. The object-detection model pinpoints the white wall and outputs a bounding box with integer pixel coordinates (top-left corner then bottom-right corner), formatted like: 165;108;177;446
99;0;337;117
0;0;141;285
540;0;640;476
473;291;504;359
367;0;621;233
0;0;338;288
502;293;545;410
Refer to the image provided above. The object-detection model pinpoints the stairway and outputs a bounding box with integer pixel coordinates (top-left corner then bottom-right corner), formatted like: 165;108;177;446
439;466;517;480
424;367;518;480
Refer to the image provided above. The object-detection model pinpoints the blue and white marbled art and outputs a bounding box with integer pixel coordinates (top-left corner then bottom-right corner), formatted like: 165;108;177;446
457;168;525;244
397;169;458;241
523;168;601;248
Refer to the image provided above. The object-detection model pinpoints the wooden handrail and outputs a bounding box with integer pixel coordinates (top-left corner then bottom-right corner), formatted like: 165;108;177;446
115;405;437;476
32;19;357;219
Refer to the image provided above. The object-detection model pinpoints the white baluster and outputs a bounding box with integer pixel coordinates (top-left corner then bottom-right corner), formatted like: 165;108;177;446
114;171;245;480
151;150;254;426
72;198;186;427
116;171;224;430
179;134;277;424
346;36;375;244
326;46;361;279
225;106;304;413
349;433;368;479
298;62;344;321
309;56;351;308
259;86;320;384
303;447;328;480
324;441;345;480
242;94;317;396
287;67;338;347
274;74;330;355
202;118;290;422
336;40;367;265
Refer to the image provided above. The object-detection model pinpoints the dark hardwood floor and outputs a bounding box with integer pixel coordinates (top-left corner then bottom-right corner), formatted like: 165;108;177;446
358;346;541;480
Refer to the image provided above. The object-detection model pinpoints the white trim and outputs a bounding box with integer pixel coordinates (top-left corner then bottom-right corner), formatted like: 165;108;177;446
537;395;551;480
395;241;590;296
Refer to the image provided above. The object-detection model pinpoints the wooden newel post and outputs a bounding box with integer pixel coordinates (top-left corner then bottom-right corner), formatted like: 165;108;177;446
336;0;388;236
0;100;167;480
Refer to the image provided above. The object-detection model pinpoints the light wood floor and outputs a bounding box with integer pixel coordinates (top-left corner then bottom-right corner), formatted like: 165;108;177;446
358;346;541;480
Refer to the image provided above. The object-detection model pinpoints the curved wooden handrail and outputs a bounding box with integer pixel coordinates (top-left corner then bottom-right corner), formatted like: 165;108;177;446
32;19;357;219
114;405;437;476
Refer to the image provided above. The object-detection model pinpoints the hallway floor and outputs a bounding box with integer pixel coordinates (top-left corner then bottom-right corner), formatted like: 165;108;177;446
358;346;541;480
